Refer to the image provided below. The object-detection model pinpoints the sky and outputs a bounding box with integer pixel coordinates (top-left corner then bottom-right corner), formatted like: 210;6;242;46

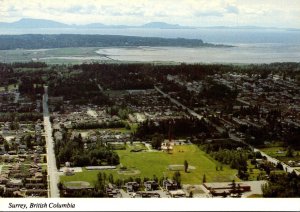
0;0;300;28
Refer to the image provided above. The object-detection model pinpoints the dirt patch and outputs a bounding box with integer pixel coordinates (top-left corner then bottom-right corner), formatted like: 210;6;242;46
168;164;196;171
64;181;91;189
59;167;83;172
117;169;141;175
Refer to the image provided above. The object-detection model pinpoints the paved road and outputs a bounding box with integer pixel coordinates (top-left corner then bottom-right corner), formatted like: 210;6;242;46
143;142;161;152
229;132;300;175
97;84;104;92
119;189;131;198
89;78;104;92
14;92;20;103
154;86;203;120
154;86;225;135
144;143;153;152
253;148;300;175
43;86;60;198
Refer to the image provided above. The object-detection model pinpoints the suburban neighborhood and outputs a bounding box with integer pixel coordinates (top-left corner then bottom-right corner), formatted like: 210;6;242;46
0;62;300;198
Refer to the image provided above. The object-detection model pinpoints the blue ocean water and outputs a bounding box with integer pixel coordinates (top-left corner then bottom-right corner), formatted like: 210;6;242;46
1;28;300;63
1;28;300;45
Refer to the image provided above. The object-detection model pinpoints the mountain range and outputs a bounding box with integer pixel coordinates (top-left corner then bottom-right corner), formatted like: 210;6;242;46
0;18;193;29
0;18;298;31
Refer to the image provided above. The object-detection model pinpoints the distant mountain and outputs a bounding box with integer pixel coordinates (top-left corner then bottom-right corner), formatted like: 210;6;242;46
201;25;281;30
0;18;297;31
140;22;190;29
79;23;107;28
80;23;128;29
0;18;68;28
0;18;192;29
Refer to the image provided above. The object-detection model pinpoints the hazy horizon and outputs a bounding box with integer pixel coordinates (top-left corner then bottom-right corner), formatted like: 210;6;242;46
0;0;300;28
0;18;299;30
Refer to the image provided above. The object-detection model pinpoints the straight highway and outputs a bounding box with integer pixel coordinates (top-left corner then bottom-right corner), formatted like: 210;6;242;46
43;86;60;197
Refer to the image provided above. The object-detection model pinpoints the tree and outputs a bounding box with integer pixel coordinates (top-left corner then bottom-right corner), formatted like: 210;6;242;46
0;135;5;144
4;140;9;152
173;171;181;188
202;174;206;183
56;159;61;169
286;146;294;157
276;162;283;170
153;175;158;182
0;187;4;196
26;138;32;149
222;191;227;198
184;160;189;173
231;180;236;193
103;173;107;184
10;121;19;130
166;141;171;154
58;182;63;190
108;173;114;184
151;133;164;150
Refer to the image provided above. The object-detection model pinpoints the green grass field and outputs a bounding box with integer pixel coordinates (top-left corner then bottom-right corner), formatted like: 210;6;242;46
128;123;139;133
0;84;18;92
60;144;238;186
258;147;287;158
98;128;132;133
259;147;300;165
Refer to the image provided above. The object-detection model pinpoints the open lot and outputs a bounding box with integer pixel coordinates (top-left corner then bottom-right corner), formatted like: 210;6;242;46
0;84;18;92
0;47;102;64
259;147;300;166
60;144;238;187
258;147;287;158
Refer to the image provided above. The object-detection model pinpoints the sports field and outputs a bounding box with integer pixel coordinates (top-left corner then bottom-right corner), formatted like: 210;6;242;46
60;144;238;186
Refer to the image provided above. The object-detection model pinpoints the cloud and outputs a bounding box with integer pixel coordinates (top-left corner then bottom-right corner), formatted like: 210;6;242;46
226;5;239;14
194;11;224;17
66;6;89;14
0;0;299;28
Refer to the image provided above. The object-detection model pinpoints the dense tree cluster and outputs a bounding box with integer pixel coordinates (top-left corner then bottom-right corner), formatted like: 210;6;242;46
202;139;249;152
19;74;45;101
12;62;47;68
72;121;125;130
284;127;300;150
0;112;43;122
54;131;119;168
135;118;210;139
201;140;252;180
262;172;300;197
200;81;238;101
210;149;249;179
77;63;154;90
0;64;16;86
48;75;110;106
0;34;208;50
